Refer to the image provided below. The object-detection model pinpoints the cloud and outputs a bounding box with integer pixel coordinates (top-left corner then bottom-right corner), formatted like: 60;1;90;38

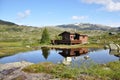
72;16;88;20
107;22;120;27
81;0;120;12
16;9;31;20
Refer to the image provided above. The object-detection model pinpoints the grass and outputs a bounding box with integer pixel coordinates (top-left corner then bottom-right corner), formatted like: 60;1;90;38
40;43;103;49
23;61;120;80
0;41;35;58
23;62;81;79
0;42;22;47
0;40;103;58
0;47;33;58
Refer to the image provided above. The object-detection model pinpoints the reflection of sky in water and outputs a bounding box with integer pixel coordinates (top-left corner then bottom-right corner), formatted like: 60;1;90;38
0;49;119;64
73;49;119;65
88;49;118;63
0;50;64;64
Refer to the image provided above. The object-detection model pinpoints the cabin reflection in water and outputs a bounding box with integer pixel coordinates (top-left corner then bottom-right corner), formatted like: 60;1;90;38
58;48;88;65
59;48;88;57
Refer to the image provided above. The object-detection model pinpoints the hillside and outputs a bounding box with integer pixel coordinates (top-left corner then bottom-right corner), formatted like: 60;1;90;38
110;27;120;32
0;20;17;26
0;20;65;43
57;23;115;31
1;19;119;31
0;19;119;44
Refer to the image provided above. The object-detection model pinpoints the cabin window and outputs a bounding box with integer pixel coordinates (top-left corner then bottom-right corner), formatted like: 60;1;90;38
74;34;79;40
83;36;86;38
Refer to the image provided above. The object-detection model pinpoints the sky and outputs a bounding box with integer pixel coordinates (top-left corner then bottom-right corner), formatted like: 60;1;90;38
0;0;120;27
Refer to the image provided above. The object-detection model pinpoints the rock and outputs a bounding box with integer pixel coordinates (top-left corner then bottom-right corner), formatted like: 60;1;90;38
109;50;120;55
109;44;118;50
103;67;111;70
104;45;109;49
0;61;61;80
84;55;90;60
49;78;60;80
109;32;117;35
12;75;27;80
0;63;3;66
26;45;30;48
0;61;33;71
62;57;72;65
116;44;120;50
0;67;19;75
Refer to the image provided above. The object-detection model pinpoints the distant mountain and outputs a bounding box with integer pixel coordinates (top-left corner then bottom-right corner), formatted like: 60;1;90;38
109;27;120;32
0;20;17;26
0;19;119;32
118;27;120;31
116;27;120;31
57;23;112;31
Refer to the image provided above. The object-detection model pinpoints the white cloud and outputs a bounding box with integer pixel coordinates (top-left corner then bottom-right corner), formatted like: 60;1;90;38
107;22;120;27
25;10;31;15
82;0;120;12
16;9;31;20
72;16;88;20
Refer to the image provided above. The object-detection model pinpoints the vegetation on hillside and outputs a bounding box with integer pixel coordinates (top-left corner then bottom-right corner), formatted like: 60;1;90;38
89;32;120;45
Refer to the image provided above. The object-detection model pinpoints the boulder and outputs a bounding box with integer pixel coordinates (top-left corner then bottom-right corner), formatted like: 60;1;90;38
109;44;118;50
116;44;120;50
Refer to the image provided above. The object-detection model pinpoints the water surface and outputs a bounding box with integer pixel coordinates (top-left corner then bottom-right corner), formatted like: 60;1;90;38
0;47;119;65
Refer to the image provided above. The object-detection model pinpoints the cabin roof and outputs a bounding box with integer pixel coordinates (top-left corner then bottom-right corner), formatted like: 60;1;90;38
58;31;88;36
80;34;88;36
59;31;79;36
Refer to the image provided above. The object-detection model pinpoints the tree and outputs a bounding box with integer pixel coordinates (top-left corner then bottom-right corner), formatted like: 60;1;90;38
40;28;50;44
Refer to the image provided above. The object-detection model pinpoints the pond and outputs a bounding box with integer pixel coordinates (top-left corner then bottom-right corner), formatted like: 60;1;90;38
0;47;119;65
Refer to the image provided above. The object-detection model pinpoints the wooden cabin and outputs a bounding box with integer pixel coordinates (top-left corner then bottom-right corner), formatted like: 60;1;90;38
51;31;88;45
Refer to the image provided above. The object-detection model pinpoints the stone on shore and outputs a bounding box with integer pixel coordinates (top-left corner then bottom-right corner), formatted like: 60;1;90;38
109;44;118;50
0;61;33;71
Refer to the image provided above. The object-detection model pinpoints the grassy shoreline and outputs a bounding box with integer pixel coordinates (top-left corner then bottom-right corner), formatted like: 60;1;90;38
0;47;33;58
40;43;103;49
0;43;103;58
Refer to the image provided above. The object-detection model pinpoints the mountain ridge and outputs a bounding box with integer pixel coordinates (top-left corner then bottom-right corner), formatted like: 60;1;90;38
0;20;17;26
56;23;112;31
0;19;119;31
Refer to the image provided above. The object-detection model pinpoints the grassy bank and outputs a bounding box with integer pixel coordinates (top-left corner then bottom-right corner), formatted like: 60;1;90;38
40;43;103;49
0;40;103;58
23;61;120;80
0;47;33;58
0;42;34;58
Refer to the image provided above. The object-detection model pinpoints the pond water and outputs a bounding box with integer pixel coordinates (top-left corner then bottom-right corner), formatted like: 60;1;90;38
0;47;119;65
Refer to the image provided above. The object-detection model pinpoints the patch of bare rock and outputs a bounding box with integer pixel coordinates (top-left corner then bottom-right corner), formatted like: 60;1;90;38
0;61;53;80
